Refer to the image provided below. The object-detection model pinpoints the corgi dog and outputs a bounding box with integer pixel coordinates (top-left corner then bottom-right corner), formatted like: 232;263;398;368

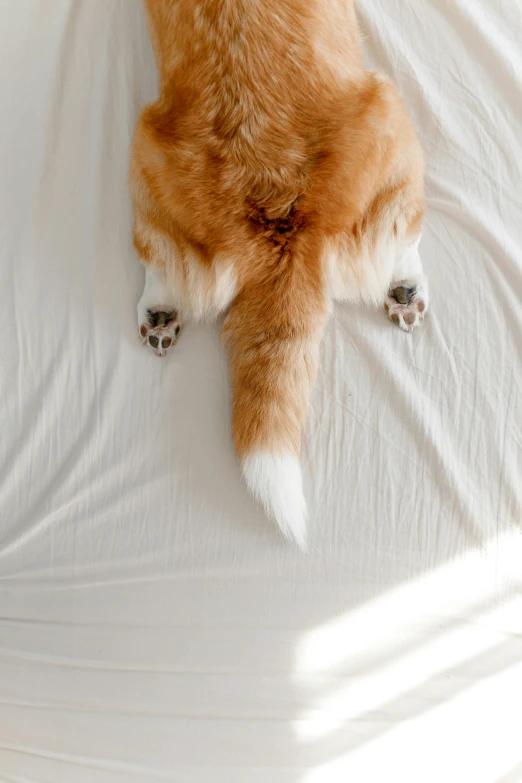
131;0;427;548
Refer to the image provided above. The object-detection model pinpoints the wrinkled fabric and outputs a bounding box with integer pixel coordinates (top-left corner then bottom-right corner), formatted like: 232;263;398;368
0;1;521;781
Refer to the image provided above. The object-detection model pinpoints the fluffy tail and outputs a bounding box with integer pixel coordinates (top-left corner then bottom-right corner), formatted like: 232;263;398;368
222;239;327;549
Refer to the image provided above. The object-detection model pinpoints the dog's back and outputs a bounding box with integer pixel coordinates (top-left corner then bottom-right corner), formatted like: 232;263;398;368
136;0;404;257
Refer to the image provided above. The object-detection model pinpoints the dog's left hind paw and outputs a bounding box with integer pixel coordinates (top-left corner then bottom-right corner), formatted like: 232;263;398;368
138;309;181;357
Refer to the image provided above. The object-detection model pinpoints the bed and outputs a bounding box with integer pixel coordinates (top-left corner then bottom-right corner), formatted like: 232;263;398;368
1;1;521;781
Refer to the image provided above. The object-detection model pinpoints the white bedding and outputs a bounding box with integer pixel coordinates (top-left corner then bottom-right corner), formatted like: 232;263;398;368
1;1;521;781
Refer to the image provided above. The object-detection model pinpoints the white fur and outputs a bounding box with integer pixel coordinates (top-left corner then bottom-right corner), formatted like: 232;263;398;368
386;235;429;332
137;266;176;325
182;252;237;321
158;246;236;322
242;452;307;550
326;203;410;308
327;232;398;306
133;206;236;322
392;235;428;301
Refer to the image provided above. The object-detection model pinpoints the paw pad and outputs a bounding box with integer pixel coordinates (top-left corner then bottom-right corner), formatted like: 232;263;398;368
138;310;181;357
385;282;428;333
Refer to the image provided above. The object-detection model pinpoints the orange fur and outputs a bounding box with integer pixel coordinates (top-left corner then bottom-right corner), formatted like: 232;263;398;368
131;0;425;544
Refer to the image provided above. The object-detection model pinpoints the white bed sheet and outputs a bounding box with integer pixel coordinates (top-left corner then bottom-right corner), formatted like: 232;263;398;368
1;1;521;781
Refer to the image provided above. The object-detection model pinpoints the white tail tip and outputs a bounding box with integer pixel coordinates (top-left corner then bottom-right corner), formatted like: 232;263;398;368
242;452;307;550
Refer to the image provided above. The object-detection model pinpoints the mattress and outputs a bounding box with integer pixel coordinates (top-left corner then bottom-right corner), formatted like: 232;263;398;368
1;1;521;781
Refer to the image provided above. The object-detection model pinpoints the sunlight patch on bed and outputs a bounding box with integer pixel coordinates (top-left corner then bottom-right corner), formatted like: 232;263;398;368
295;531;522;678
294;531;522;750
